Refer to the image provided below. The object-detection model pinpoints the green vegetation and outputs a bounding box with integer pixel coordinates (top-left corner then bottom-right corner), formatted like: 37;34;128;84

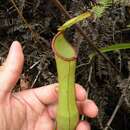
52;32;79;130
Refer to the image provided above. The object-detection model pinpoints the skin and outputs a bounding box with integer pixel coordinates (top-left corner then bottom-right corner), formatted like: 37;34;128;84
0;41;98;130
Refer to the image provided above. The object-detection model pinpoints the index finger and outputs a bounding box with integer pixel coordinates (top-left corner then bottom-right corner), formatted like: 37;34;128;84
32;83;87;105
78;99;98;118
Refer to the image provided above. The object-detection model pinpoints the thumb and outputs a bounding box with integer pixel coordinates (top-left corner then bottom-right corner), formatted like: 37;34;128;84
0;41;24;95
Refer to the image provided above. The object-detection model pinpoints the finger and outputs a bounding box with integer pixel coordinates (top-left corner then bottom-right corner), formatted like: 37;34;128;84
48;99;98;120
29;83;86;105
76;121;91;130
15;84;58;115
33;83;58;105
16;83;86;118
78;99;98;118
35;110;55;130
75;84;87;101
0;41;24;94
48;103;57;120
55;84;86;101
17;83;87;118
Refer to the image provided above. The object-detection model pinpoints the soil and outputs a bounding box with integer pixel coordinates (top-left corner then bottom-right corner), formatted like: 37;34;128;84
0;0;130;130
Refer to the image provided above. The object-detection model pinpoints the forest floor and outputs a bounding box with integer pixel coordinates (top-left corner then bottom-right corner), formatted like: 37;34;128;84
0;0;130;130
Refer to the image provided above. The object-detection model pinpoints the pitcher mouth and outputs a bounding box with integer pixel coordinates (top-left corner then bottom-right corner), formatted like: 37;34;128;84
52;32;77;61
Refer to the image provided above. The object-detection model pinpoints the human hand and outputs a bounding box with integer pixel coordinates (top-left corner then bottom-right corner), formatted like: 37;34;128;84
0;41;98;130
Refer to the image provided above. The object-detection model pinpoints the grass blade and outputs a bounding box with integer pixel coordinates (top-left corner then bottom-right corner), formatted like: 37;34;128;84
89;43;130;59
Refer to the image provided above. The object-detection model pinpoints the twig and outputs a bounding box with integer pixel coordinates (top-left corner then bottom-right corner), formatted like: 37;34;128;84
76;63;89;69
97;115;104;130
27;60;40;72
0;42;9;50
31;70;41;88
103;94;124;130
88;65;93;83
50;0;120;74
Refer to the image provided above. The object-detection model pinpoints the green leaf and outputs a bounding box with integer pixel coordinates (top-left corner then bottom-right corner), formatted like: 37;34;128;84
127;24;130;28
52;32;79;130
89;43;130;59
58;11;91;31
92;0;112;18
